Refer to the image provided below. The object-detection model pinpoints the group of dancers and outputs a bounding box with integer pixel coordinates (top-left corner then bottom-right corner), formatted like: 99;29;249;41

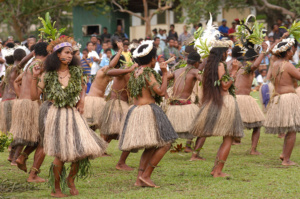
1;14;300;197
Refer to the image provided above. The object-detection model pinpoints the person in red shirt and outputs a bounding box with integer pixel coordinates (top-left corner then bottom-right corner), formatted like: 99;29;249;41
228;21;237;40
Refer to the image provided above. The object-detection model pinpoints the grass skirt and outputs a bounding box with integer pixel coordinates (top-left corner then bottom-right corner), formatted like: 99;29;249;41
99;99;129;136
39;101;107;162
119;104;178;151
166;104;199;139
83;96;106;128
236;95;265;129
10;99;40;147
296;87;300;98
190;95;244;138
264;93;300;134
0;100;14;135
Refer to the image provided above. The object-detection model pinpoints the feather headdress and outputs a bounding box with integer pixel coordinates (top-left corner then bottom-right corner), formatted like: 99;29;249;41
230;14;266;53
194;13;225;58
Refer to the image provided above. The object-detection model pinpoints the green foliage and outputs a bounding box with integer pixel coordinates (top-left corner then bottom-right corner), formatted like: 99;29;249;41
175;60;187;70
128;67;163;104
44;66;83;108
231;21;265;45
0;133;13;153
48;163;68;193
38;12;66;40
280;21;300;42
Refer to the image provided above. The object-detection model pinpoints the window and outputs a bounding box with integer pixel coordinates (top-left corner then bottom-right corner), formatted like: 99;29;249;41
157;12;166;24
82;25;101;36
174;9;182;23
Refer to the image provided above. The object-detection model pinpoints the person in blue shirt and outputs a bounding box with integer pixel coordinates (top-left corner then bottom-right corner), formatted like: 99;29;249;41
218;19;229;39
100;49;112;68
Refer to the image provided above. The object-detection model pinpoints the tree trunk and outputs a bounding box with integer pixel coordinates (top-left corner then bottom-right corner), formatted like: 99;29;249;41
11;16;24;41
145;18;152;37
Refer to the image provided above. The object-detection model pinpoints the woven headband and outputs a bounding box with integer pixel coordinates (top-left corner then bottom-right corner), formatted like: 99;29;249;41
53;42;72;52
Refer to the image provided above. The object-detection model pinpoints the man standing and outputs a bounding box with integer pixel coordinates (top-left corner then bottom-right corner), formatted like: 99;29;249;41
91;34;102;54
228;21;237;40
157;29;167;51
100;27;111;42
218;19;229;39
178;25;192;44
87;41;101;79
163;38;180;66
153;37;162;56
168;24;178;40
114;25;128;39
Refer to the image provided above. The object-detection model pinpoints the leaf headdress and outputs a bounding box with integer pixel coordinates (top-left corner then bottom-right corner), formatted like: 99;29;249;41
38;12;66;41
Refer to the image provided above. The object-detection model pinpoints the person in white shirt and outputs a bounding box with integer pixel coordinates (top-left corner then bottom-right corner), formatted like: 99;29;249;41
87;41;101;76
157;29;167;51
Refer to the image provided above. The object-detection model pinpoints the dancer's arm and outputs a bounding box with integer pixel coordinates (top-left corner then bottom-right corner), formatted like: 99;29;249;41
147;62;168;96
251;42;268;71
31;65;45;100
76;76;86;114
14;73;23;97
106;63;137;76
218;61;238;91
17;51;34;70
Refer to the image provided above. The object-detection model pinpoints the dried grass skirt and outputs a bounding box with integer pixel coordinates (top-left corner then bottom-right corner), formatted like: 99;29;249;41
39;101;107;162
166;104;199;139
10;99;40;146
190;95;244;138
99;99;129;136
0;100;14;135
236;95;265;129
119;104;178;151
264;93;300;134
83;96;106;128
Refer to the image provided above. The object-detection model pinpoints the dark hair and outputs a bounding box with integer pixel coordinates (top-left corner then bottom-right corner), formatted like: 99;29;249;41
170;24;175;28
34;42;48;56
122;38;129;43
110;54;126;68
86;41;93;46
185;45;197;54
44;47;81;72
30;44;36;52
123;42;129;46
168;37;175;42
6;42;15;48
294;40;298;48
14;40;20;44
232;46;243;59
154;37;160;41
244;48;258;61
82;48;88;52
105;48;112;53
198;23;203;27
29;35;36;39
202;47;228;107
132;39;138;43
13;49;26;61
135;45;157;65
275;42;291;58
5;55;14;65
187;51;201;64
138;38;143;43
103;27;107;30
111;36;121;51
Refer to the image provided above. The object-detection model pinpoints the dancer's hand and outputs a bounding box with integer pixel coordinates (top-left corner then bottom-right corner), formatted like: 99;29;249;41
117;42;124;51
130;63;138;71
160;62;168;73
32;64;42;78
76;100;84;115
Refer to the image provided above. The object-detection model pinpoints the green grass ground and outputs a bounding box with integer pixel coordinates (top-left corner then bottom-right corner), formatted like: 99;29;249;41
1;92;300;198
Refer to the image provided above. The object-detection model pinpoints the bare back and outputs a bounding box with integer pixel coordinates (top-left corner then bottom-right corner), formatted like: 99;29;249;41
235;67;255;95
88;66;112;97
110;73;130;102
270;60;299;94
2;66;20;100
172;67;200;100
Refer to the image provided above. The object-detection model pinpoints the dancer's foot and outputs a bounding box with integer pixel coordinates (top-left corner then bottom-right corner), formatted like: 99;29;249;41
10;161;17;166
16;157;27;173
51;190;68;198
7;157;12;162
184;147;193;153
282;160;296;166
213;172;230;178
139;176;160;188
134;179;147;187
280;154;284;161
27;175;46;183
250;150;261;155
189;156;206;161
67;177;79;196
116;163;134;171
